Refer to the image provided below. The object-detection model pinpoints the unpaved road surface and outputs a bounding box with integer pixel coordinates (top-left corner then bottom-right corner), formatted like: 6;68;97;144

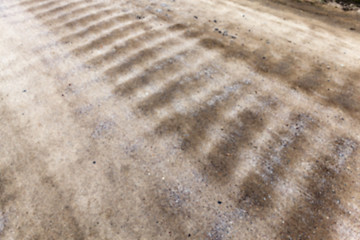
0;0;360;239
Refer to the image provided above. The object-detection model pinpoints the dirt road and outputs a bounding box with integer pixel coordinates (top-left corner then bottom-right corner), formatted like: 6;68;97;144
0;0;359;239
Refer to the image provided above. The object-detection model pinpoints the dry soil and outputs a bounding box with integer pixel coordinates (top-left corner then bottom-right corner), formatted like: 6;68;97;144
0;0;360;239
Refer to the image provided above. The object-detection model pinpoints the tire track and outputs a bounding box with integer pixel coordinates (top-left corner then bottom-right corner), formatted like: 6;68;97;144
25;0;59;13
60;13;134;44
234;113;318;215
60;9;117;30
199;37;360;120
34;0;85;19
3;0;359;239
43;3;106;27
71;21;147;56
278;137;357;239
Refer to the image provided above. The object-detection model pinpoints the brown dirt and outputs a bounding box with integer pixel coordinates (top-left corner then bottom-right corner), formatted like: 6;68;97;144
0;0;359;239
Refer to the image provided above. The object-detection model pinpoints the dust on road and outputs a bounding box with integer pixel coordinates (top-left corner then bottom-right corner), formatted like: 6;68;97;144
0;0;360;239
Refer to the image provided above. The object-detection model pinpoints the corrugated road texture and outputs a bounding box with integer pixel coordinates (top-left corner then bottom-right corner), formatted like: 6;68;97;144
0;0;360;239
